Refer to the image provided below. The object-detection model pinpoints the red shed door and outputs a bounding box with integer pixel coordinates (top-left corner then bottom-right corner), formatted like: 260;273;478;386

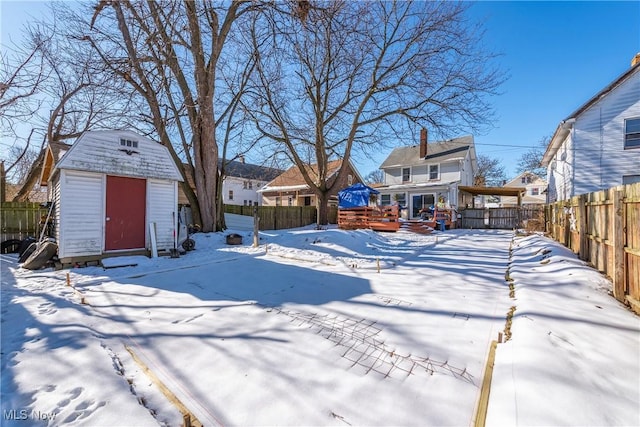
105;176;146;251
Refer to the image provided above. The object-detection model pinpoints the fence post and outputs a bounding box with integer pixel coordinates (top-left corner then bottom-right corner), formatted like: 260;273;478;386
578;195;588;261
563;204;570;247
613;189;626;302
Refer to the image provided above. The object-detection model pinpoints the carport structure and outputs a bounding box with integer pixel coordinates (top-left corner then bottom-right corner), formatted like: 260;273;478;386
457;186;529;229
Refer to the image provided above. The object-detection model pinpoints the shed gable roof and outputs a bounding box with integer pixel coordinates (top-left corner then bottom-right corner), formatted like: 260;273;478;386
52;130;183;182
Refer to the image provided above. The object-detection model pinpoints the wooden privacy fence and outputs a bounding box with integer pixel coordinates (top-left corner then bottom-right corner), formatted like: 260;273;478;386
545;183;640;313
460;206;544;230
224;205;319;230
1;202;49;242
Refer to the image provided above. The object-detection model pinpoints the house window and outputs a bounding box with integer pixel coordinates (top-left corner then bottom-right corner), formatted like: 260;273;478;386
275;196;281;206
521;177;526;184
348;174;353;185
243;181;248;189
623;175;640;185
243;200;248;206
303;196;312;206
394;193;406;206
288;197;293;206
624;118;640;148
228;190;233;200
248;181;253;189
531;188;539;196
381;194;391;206
402;168;411;183
254;201;259;206
429;164;439;180
120;138;138;148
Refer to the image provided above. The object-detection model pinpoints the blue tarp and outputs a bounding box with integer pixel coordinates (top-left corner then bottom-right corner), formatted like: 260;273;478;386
338;183;380;209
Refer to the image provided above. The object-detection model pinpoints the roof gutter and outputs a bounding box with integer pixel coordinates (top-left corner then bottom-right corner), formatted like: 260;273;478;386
541;118;575;166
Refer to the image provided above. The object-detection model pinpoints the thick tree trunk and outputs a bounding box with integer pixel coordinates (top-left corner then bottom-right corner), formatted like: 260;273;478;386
193;114;219;232
317;191;330;226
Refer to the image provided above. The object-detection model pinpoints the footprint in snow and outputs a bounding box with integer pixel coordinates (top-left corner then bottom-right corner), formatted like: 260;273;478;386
56;386;83;407
37;302;57;315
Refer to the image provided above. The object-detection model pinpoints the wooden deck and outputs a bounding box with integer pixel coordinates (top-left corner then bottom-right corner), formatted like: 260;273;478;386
338;205;400;232
338;206;456;233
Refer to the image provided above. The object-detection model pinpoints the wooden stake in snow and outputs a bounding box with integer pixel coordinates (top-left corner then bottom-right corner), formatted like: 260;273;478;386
124;345;203;427
66;272;71;286
149;222;158;258
474;340;498;427
377;258;380;273
253;207;260;248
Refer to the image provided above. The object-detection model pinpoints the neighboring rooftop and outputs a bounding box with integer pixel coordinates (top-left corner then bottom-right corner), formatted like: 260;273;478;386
263;159;345;190
221;159;283;181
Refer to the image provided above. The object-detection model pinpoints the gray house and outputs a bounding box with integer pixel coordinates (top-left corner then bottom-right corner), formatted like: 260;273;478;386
377;129;477;219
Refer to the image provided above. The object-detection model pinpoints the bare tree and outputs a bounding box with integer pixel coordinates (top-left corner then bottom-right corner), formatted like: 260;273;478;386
364;169;384;185
247;1;504;224
8;14;133;202
85;0;259;232
474;154;506;187
516;135;550;177
0;32;50;135
4;136;39;184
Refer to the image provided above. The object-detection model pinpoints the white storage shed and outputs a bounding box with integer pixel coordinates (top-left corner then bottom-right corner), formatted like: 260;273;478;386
40;130;183;264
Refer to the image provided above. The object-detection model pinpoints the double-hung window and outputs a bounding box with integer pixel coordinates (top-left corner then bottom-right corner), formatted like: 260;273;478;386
402;168;411;183
625;118;640;149
429;164;439;180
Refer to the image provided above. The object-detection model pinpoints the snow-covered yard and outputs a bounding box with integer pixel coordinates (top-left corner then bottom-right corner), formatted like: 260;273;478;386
1;227;638;426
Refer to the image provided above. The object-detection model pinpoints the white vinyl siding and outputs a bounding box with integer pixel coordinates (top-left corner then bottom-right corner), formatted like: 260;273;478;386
53;180;61;243
569;71;640;196
147;179;177;251
384;168;402;185
58;170;103;259
57;130;182;182
440;162;461;183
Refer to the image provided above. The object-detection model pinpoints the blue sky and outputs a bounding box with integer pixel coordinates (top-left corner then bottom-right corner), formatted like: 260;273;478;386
464;1;640;179
2;1;639;179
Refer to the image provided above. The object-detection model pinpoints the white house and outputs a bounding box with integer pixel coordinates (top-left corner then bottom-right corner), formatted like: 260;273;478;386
40;130;183;263
220;159;283;206
542;55;640;202
500;172;547;206
377;129;477;219
178;159;282;207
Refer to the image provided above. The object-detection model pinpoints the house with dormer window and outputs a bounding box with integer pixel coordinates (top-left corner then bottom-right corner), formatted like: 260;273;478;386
376;129;477;219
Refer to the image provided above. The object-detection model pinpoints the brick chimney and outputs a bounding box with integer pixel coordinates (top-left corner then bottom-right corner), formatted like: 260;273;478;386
419;128;428;158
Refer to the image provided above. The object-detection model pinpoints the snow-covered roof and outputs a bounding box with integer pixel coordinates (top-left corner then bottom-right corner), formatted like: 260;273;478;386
52;130;183;182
